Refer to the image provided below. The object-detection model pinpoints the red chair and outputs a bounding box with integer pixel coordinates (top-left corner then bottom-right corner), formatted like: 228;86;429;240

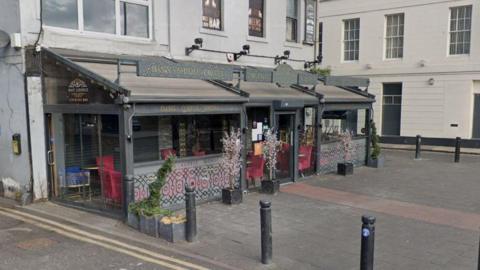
246;155;265;187
277;144;290;173
161;148;176;160
96;155;122;206
193;150;206;156
298;145;313;175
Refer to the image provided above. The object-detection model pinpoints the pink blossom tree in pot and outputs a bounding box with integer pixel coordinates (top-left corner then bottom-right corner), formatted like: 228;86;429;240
220;128;244;204
337;130;355;176
261;128;282;194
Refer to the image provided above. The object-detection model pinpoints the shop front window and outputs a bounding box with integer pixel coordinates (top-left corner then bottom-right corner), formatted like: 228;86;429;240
299;107;316;176
133;114;239;164
321;109;366;142
246;107;270;188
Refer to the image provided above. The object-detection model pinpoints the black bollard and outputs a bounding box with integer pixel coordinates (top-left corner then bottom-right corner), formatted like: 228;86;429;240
360;215;376;270
185;185;197;242
477;233;480;270
454;137;461;163
415;135;422;160
260;200;272;265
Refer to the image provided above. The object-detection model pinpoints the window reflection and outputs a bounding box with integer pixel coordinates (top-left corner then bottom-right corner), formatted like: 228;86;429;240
43;0;78;29
121;2;149;38
83;0;116;34
322;110;365;142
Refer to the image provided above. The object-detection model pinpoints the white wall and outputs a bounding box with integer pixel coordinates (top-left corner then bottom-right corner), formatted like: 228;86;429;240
170;0;316;69
319;0;480;138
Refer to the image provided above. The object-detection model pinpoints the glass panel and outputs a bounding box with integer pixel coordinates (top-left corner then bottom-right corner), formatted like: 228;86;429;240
133;114;240;164
276;114;294;180
321;110;361;143
83;0;116;34
246;107;270;188
42;0;78;29
299;107;316;177
286;0;297;19
121;2;149;38
61;114;122;212
286;18;297;41
203;0;222;30
249;0;264;37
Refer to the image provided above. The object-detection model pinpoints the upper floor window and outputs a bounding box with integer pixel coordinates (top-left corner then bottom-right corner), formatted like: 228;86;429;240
203;0;222;30
42;0;151;39
343;18;360;61
249;0;264;37
449;5;472;55
385;14;404;59
286;0;298;42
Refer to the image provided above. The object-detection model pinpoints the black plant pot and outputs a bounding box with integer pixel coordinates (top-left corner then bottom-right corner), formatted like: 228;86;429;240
367;154;385;168
222;188;243;205
261;180;280;195
127;212;140;230
337;162;354;176
139;215;159;237
158;220;186;243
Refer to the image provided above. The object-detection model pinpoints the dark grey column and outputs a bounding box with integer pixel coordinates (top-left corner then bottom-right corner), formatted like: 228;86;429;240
364;108;372;165
293;109;300;181
240;105;247;191
315;105;325;174
119;104;135;219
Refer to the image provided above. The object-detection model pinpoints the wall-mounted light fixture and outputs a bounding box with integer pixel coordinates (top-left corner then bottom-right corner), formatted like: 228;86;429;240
419;60;426;67
304;55;322;69
185;38;204;56
428;78;435;85
233;44;250;61
274;50;290;65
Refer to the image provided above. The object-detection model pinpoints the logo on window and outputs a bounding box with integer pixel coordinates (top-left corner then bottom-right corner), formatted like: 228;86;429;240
67;78;89;104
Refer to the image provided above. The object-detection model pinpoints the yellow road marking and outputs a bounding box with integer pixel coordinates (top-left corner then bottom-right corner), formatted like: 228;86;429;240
0;207;210;270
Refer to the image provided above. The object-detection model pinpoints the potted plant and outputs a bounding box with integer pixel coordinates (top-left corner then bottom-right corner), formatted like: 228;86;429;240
367;121;385;168
221;128;243;205
128;156;176;237
337;130;354;176
261;128;281;194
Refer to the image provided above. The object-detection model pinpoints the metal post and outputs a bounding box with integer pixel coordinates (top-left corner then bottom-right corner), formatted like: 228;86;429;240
477;233;480;270
454;137;461;163
415;135;422;160
185;186;197;242
360;215;376;270
260;200;272;264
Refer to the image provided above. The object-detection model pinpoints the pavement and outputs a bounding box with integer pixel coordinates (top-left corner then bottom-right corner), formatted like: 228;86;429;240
1;149;479;270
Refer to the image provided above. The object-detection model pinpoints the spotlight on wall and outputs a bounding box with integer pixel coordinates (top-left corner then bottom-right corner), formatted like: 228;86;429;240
428;78;435;86
304;55;323;69
233;44;250;61
185;38;204;56
274;50;291;65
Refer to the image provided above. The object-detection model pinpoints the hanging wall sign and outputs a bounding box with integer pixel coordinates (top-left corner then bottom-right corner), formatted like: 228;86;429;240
67;78;89;104
138;58;234;81
304;0;316;45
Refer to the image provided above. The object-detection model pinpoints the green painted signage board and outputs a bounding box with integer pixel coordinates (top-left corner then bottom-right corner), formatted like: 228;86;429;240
138;58;234;81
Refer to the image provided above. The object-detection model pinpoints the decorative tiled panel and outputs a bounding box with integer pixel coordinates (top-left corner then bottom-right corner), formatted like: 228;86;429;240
133;156;235;209
319;138;367;174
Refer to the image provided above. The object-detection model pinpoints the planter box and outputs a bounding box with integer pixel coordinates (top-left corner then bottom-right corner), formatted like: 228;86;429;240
127;212;140;230
158;221;186;243
222;188;243;205
337;162;354;176
139;215;159;237
261;180;280;195
367;154;385;168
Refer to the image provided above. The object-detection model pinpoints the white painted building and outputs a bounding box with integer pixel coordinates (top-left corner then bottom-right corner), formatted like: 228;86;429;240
318;0;480;139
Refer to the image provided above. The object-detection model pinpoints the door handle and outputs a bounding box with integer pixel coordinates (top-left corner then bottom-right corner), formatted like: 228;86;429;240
47;150;55;165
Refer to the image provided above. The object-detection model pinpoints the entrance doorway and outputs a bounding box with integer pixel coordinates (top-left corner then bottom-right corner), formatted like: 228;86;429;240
275;113;295;182
382;83;402;136
47;113;122;214
473;94;480;138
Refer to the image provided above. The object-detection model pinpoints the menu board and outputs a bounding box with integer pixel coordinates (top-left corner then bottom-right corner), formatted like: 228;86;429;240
304;0;316;45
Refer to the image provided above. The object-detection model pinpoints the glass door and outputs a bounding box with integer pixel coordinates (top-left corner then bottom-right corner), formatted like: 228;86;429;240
47;113;122;213
275;113;295;182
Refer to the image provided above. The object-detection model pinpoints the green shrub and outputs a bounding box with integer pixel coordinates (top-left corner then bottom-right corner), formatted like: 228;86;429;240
128;156;175;217
371;121;381;160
